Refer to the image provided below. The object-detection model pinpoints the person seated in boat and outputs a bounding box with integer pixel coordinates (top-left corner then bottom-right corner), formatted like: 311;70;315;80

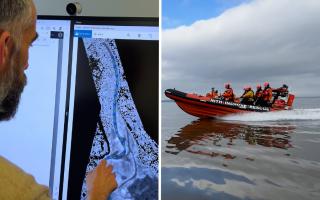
222;83;234;102
272;84;289;103
261;82;273;107
206;87;219;99
240;86;254;105
254;84;263;106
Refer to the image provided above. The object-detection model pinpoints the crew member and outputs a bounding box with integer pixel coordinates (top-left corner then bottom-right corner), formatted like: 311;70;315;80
222;83;234;102
261;82;273;107
241;86;254;105
272;84;289;103
254;84;263;106
211;87;219;98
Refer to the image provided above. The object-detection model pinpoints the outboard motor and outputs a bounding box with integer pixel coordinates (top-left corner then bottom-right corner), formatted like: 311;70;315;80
287;94;295;107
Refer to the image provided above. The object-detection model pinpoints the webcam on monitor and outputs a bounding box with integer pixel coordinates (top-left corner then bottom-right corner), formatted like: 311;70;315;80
66;2;82;15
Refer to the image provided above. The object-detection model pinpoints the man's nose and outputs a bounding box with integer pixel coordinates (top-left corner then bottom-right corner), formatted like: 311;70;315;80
24;63;29;70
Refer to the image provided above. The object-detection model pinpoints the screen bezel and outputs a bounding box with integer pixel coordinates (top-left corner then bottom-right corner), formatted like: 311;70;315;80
38;15;159;26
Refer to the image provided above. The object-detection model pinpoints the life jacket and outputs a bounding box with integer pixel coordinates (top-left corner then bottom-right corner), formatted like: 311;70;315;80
242;90;254;101
206;91;218;99
255;89;263;99
263;87;273;101
223;88;234;101
273;87;288;97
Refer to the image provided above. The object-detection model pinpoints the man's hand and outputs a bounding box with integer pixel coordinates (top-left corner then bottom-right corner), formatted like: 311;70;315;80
86;159;118;200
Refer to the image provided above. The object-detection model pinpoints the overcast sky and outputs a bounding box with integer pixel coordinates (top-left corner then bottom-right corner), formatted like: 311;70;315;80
162;0;320;98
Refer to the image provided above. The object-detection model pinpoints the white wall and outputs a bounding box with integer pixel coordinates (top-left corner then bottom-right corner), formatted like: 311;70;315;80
34;0;159;17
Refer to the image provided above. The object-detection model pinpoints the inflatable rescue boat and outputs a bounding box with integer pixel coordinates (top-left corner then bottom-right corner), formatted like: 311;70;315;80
165;88;295;118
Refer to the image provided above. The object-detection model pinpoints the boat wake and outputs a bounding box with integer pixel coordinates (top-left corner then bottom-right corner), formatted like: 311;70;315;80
220;108;320;122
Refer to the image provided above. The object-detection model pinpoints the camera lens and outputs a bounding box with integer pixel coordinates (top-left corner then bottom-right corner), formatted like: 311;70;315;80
66;3;77;15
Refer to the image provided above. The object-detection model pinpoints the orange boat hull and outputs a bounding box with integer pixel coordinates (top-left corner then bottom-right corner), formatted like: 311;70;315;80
165;89;270;118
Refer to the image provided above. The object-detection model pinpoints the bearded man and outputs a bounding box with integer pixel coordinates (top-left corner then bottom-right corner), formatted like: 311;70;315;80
0;1;117;199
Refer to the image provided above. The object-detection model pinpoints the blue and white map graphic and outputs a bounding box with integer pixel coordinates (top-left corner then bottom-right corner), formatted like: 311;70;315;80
80;38;158;200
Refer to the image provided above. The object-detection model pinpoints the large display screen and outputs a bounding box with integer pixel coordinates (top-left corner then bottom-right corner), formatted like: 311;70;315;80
63;19;159;200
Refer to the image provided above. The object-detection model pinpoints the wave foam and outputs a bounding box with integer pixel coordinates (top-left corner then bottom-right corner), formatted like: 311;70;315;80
220;109;320;122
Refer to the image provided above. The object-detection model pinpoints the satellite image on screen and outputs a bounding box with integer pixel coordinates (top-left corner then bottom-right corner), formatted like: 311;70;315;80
71;38;158;200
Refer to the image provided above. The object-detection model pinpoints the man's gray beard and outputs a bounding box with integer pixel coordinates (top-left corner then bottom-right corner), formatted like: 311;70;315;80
0;57;27;121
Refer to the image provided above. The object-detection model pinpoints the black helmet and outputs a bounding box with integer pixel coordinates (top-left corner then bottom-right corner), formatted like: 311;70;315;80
282;84;288;88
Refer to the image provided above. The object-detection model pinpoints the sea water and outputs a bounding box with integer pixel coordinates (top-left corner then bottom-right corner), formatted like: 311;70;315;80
162;97;320;200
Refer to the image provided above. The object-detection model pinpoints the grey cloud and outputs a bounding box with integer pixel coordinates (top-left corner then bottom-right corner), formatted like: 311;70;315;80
162;0;320;97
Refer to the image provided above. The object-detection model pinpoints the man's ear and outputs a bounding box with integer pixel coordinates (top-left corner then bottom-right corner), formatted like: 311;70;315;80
0;31;11;70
